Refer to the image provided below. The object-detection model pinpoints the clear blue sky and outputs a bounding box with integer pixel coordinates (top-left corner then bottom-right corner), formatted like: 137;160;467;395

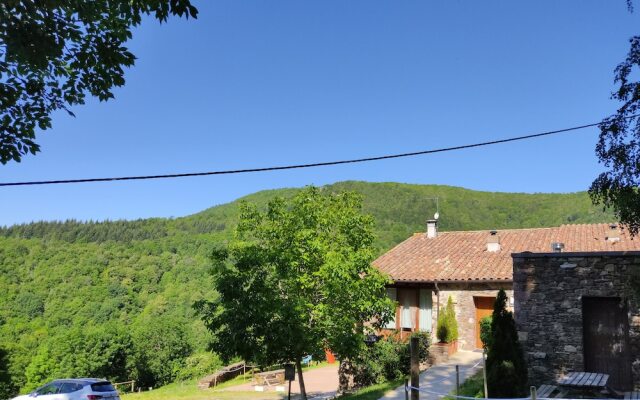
1;1;638;226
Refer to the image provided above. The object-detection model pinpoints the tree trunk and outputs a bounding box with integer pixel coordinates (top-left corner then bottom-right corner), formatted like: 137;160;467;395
296;358;307;400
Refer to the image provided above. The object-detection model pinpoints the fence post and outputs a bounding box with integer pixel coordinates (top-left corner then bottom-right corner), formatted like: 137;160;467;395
482;349;488;398
405;379;409;400
456;365;460;397
410;336;419;400
530;385;537;400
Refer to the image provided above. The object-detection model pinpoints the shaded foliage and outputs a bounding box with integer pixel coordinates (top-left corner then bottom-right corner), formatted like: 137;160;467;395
479;316;493;351
0;0;197;164
486;290;527;398
341;332;430;390
589;2;640;235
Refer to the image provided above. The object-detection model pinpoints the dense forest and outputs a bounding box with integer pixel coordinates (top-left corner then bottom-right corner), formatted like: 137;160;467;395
0;181;613;397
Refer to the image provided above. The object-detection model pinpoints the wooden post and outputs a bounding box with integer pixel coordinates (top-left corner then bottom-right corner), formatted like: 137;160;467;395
131;381;134;393
410;336;419;400
404;378;409;400
482;349;488;398
531;385;537;400
456;365;460;397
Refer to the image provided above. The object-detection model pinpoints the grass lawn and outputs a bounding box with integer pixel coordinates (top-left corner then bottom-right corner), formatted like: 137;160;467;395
447;370;485;399
340;379;404;400
121;362;332;400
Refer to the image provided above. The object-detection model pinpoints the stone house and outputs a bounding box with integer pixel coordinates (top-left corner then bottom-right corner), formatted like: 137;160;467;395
513;251;640;391
373;221;640;352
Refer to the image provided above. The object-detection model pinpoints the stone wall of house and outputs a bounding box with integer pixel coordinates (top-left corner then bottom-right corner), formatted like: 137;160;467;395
513;252;640;390
436;282;513;350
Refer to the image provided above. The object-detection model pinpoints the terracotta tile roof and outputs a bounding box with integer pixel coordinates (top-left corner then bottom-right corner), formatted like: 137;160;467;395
373;224;639;282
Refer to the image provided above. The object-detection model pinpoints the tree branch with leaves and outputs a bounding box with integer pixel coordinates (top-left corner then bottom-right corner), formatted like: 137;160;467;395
0;0;197;164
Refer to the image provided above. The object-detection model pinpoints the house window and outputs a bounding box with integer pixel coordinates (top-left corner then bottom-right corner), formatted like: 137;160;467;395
419;289;432;332
385;288;397;329
401;291;414;329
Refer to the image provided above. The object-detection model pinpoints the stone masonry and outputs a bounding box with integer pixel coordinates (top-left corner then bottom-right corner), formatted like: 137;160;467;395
435;282;513;350
512;251;640;391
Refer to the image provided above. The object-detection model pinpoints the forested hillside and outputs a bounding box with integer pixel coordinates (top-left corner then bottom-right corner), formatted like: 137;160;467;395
0;181;613;397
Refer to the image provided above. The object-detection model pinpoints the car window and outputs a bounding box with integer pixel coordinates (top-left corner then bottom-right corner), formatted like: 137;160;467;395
36;383;60;395
59;382;82;394
91;382;116;392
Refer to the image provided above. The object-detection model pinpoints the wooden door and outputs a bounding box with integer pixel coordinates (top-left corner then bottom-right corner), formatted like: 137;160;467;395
582;297;632;391
474;297;495;349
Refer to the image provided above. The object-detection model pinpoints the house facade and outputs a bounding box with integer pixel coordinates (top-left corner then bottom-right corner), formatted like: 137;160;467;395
513;251;640;391
373;221;640;351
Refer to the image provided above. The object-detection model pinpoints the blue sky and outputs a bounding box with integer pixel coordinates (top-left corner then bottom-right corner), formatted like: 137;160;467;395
1;1;639;225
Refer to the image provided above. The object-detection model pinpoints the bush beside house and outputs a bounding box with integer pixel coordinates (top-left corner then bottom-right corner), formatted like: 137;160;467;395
430;296;459;363
338;332;430;393
479;316;492;351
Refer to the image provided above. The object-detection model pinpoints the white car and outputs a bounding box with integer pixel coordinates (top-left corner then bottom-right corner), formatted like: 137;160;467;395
12;379;120;400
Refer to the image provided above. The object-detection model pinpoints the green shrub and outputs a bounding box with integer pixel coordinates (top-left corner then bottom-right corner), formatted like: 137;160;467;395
479;316;492;351
410;331;431;363
175;352;223;381
345;332;430;389
486;290;527;397
436;296;458;343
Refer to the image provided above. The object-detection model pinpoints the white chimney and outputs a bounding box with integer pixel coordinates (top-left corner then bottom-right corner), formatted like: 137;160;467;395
607;224;621;242
426;219;438;239
487;230;501;252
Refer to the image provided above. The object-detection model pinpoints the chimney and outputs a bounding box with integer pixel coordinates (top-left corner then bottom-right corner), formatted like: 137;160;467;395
426;219;438;239
487;230;501;252
551;242;564;253
607;224;621;242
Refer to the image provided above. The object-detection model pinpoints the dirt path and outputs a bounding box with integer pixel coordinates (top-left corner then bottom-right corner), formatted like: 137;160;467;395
222;365;339;399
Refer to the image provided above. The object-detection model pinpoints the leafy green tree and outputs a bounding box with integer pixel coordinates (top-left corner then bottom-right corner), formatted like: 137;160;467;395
0;0;197;164
130;315;192;388
0;346;12;399
486;290;527;397
589;1;640;234
197;187;394;400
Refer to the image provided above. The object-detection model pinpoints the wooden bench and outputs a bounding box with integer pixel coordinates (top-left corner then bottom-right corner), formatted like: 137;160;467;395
254;369;285;386
624;392;640;400
537;385;558;398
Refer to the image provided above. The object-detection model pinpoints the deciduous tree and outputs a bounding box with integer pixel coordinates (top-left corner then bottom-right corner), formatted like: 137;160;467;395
0;0;197;164
589;1;640;234
197;187;394;400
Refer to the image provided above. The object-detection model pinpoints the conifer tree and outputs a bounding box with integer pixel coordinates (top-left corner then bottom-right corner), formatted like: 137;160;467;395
486;289;528;397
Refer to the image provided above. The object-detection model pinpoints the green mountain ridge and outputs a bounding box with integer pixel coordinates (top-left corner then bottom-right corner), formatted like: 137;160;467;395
0;181;612;250
0;181;613;397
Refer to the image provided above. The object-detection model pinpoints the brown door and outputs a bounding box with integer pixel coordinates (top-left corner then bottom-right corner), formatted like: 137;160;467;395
582;297;632;391
474;297;495;349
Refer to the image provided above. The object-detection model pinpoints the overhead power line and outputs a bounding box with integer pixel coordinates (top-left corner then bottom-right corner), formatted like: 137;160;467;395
0;117;629;187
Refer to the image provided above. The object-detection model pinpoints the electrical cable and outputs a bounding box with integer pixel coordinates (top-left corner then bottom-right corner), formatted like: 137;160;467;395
1;116;634;187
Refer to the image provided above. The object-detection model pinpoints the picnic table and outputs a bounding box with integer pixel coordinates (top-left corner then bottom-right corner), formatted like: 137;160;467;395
557;372;609;398
558;372;610;389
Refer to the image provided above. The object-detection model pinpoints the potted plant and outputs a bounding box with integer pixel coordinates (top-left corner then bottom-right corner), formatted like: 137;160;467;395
434;296;459;356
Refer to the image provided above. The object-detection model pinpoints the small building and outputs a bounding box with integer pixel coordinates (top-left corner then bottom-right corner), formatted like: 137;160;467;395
513;250;640;391
373;221;640;351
